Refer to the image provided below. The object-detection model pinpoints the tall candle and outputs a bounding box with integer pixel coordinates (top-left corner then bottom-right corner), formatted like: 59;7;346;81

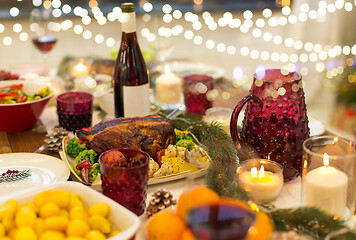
305;153;348;217
155;72;182;105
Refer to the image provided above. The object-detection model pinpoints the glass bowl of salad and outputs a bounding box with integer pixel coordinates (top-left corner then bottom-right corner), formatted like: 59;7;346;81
0;80;53;132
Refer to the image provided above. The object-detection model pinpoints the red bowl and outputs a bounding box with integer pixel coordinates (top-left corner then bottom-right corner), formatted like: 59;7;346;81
0;80;53;132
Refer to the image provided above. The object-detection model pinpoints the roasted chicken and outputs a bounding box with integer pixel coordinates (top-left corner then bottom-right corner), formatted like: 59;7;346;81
76;115;176;159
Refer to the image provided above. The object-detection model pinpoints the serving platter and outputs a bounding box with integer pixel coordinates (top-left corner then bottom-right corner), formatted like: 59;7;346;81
61;136;207;189
0;153;70;198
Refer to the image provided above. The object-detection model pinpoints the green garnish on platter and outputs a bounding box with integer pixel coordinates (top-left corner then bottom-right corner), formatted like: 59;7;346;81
0;169;31;183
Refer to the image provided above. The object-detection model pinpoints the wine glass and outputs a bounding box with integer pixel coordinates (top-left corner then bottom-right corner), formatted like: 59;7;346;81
30;8;58;74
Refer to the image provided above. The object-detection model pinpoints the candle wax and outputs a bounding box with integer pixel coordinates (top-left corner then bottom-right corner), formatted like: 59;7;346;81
305;166;348;217
155;73;182;105
238;170;283;203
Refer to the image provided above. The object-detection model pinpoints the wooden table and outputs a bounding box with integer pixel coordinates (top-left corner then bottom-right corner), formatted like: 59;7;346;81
0;123;59;158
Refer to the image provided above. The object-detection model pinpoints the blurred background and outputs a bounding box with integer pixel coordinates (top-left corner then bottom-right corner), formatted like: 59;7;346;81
0;0;355;138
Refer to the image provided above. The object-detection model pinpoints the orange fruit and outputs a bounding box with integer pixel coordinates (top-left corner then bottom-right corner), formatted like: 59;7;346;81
246;210;273;240
181;228;196;240
177;186;220;219
147;211;186;240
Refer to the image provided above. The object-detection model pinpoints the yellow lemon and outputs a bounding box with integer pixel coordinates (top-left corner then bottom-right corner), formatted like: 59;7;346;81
39;202;60;218
88;203;110;218
15;227;37;240
88;215;111;234
85;230;106;240
66;219;90;237
40;231;66;240
66;238;86;240
0;199;18;221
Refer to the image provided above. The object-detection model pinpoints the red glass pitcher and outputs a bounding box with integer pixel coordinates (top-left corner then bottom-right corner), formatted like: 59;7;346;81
230;69;310;181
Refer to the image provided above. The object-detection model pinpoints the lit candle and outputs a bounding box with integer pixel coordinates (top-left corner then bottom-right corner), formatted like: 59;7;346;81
238;160;283;203
305;153;348;217
70;60;90;78
155;66;182;108
204;107;232;135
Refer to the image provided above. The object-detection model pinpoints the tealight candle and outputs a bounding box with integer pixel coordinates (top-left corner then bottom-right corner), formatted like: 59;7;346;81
305;153;348;217
237;159;283;203
204;107;233;135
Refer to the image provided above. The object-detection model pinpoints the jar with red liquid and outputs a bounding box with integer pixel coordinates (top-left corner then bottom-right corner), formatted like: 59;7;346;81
183;75;214;115
231;69;310;182
56;92;93;132
99;149;149;216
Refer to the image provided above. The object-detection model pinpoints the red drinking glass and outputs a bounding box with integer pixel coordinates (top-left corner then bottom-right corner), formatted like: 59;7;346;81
230;69;310;181
56;92;93;132
99;149;149;216
187;202;256;240
183;75;214;115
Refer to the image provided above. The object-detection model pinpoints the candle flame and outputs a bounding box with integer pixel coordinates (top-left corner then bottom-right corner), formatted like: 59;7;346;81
259;165;265;177
74;62;86;72
251;167;258;176
334;136;339;142
164;65;171;73
323;153;329;167
218;118;225;124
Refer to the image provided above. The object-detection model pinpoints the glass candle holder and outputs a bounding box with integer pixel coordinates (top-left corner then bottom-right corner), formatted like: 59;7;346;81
155;72;183;110
204;107;233;135
56;92;93;132
237;159;284;203
183;75;214;115
99;148;149;216
302;136;356;220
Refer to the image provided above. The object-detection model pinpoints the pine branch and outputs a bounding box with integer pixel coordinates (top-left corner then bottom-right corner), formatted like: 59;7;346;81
271;207;356;240
0;169;31;183
168;112;356;239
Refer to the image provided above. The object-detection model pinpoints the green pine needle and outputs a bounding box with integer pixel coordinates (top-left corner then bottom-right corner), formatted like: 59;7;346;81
164;111;356;239
0;169;32;183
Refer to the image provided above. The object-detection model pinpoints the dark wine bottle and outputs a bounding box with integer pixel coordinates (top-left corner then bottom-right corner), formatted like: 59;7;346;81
113;2;150;118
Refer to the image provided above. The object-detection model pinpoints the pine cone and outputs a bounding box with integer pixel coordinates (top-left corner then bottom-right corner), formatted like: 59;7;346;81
146;188;176;217
45;126;68;153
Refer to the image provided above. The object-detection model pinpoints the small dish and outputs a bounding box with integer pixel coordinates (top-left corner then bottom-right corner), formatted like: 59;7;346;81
0;153;70;198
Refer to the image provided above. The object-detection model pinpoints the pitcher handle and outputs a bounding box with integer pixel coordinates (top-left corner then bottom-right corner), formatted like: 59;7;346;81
230;94;263;143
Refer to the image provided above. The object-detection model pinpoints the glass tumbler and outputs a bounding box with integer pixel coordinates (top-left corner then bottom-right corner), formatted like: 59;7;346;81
183;75;214;115
301;136;356;221
56;92;93;132
99;149;149;216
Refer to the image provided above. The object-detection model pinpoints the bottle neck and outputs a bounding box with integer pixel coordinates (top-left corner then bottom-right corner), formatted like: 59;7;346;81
121;12;136;33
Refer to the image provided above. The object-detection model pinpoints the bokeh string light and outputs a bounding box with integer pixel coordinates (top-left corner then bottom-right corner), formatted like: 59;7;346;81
1;0;355;78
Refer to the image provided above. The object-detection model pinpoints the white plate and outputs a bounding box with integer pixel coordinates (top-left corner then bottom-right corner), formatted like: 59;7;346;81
0;181;140;240
0;153;70;198
154;60;225;80
309;116;326;137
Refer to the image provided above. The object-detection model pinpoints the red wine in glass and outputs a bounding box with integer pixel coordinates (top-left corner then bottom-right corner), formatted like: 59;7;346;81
32;35;57;55
187;203;256;240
